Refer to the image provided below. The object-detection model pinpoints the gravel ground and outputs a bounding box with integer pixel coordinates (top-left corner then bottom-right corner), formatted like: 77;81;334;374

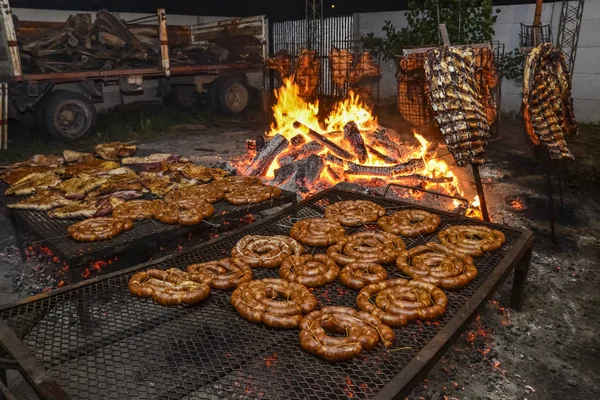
0;117;598;399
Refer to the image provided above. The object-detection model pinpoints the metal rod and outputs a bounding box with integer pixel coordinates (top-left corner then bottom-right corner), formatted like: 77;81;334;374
382;183;469;206
558;159;565;211
471;164;490;222
546;165;557;244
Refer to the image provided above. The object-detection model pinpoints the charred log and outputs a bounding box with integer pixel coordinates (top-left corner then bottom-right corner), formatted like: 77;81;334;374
325;152;346;167
345;158;424;177
293;121;353;160
245;134;289;176
291;134;306;147
326;166;341;181
366;145;397;164
273;154;324;185
391;174;454;183
343;121;368;163
278;141;324;167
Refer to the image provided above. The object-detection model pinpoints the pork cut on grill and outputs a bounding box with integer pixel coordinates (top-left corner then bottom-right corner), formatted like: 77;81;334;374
329;47;354;88
266;49;292;81
523;43;577;160
424;46;490;166
295;49;320;99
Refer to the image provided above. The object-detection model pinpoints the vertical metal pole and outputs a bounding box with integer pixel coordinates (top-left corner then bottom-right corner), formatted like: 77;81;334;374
471;164;490;222
3;83;7;150
546;167;557;244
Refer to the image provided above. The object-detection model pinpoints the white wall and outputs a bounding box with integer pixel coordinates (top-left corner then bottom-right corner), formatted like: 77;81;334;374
12;8;229;26
355;10;407;100
354;0;600;122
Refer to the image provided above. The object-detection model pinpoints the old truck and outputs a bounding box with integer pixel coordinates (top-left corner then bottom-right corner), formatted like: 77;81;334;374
0;1;268;141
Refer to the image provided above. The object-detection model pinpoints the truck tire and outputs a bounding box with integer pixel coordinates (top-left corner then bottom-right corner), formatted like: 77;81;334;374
165;85;202;109
35;90;68;137
216;78;250;115
44;91;97;141
208;77;226;112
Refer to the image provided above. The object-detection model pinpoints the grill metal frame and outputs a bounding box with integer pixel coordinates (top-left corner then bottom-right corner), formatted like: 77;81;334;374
0;188;534;400
0;183;297;268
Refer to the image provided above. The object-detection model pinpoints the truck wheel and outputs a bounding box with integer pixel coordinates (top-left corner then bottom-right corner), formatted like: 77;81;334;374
35;90;68;137
165;85;202;109
208;78;226;112
44;91;97;141
216;78;250;115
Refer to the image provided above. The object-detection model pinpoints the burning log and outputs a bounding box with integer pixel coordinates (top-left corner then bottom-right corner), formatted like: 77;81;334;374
273;154;324;186
245;134;289;176
345;158;424;177
343;121;368;163
326;166;341;181
366;145;397;164
293;121;353;160
325;153;346;167
291;134;306;147
391;174;454;183
278;141;324;167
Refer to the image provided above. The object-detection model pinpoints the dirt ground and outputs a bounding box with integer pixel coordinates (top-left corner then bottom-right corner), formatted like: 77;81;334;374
0;110;598;399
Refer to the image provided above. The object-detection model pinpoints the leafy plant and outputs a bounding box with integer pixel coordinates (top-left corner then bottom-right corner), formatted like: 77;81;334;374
361;0;501;61
499;48;526;80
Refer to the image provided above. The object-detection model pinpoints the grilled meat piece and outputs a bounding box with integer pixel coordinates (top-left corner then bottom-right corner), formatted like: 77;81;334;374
86;181;144;198
349;52;381;84
48;197;124;219
329;47;354;88
24;154;64;167
55;175;107;200
294;49;320;99
424;46;490;167
0;166;55;185
139;173;175;197
178;164;229;182
94;142;137;161
523;43;577;160
63;150;93;163
5;173;62;196
266;49;292;80
7;190;74;211
121;153;188;165
65;158;120;177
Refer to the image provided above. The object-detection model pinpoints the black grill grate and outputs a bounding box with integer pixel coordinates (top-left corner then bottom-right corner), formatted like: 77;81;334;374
0;189;527;399
0;183;296;265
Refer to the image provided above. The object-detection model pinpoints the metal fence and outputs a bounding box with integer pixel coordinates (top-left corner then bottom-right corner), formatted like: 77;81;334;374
272;15;355;96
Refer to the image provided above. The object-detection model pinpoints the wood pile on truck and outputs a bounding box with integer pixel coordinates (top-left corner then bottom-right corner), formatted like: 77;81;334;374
15;9;253;74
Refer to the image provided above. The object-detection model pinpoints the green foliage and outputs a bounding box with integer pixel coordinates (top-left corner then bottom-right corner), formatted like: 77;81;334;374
361;0;500;61
499;48;526;80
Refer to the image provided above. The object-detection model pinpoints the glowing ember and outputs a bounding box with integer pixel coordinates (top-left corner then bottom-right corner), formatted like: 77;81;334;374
263;352;278;367
234;78;483;217
82;268;91;278
510;197;526;210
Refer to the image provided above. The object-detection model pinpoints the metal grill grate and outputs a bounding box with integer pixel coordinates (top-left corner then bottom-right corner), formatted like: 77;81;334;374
0;189;530;400
0;183;296;266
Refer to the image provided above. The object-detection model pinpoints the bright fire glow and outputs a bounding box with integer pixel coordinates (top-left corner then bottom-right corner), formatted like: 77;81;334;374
236;77;483;218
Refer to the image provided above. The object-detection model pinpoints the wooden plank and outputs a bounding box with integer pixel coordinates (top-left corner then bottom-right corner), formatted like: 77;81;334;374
157;8;170;77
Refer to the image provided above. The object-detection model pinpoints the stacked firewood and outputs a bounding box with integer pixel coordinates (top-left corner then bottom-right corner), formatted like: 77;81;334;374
17;10;160;73
16;9;230;74
523;43;577;160
424;46;490;166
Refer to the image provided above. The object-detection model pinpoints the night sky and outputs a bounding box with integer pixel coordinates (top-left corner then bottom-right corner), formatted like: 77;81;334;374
11;0;543;21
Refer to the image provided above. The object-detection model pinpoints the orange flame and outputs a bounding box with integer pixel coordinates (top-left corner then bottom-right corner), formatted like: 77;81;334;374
236;78;483;217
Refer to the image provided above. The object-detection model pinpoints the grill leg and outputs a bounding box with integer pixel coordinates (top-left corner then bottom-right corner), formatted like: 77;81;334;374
511;246;533;311
471;164;490;222
8;212;26;262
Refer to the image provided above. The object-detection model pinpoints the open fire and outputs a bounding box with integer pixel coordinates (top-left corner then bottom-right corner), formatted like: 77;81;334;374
236;78;482;218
